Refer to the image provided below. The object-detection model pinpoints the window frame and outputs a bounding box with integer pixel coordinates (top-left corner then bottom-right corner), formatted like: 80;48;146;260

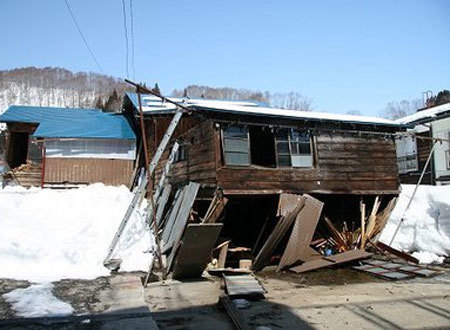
221;124;251;167
396;136;418;174
275;128;314;168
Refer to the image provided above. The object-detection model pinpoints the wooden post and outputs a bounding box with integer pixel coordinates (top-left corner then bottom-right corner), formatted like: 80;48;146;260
360;199;366;250
40;143;46;188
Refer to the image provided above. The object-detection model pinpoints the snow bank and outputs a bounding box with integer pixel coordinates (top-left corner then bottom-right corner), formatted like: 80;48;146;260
2;283;73;318
379;185;450;264
0;183;154;282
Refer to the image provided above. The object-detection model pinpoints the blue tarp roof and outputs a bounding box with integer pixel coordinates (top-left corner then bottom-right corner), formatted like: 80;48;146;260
0;105;135;140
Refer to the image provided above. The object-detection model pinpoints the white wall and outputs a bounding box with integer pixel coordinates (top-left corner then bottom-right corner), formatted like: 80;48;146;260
44;139;136;160
431;117;450;181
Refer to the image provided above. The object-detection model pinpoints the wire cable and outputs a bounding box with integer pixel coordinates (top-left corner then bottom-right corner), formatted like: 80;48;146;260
121;0;129;78
64;0;103;73
129;0;136;80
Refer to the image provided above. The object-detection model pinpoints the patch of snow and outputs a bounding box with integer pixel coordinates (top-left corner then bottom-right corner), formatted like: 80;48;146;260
379;184;450;263
0;183;154;282
412;251;445;265
132;93;399;126
395;102;450;124
2;283;74;318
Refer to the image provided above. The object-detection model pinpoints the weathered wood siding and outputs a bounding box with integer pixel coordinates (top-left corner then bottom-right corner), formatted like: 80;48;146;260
151;117;217;187
216;133;399;194
44;158;134;186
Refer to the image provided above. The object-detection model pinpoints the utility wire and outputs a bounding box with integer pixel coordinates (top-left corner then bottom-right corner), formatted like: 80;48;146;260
121;0;129;78
64;0;103;73
129;0;136;80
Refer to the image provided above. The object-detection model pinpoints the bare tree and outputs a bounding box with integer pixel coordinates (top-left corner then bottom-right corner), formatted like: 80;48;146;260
381;99;422;120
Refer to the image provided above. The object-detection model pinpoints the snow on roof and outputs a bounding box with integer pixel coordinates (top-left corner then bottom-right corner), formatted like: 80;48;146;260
0;105;135;140
395;102;450;124
126;93;401;127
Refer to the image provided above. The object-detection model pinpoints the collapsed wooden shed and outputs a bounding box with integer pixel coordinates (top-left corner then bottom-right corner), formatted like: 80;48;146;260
124;93;406;196
0;105;136;187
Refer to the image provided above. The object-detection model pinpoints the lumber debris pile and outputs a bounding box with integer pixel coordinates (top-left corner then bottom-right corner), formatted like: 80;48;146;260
151;182;227;282
321;197;397;253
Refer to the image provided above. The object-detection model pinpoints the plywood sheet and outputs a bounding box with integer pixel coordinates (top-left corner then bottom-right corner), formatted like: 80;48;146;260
172;223;223;279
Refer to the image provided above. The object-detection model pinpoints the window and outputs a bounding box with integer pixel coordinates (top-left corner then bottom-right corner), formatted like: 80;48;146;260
174;143;187;162
222;125;250;166
275;129;313;167
396;136;418;174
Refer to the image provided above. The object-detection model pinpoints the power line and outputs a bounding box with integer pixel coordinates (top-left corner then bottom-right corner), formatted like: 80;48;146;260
64;0;103;73
121;0;129;78
129;0;136;80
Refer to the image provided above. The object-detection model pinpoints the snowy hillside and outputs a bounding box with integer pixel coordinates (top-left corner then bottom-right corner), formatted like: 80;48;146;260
0;67;130;113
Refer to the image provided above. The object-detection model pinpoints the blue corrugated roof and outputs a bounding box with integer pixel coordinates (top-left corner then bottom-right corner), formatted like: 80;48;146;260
0;105;135;140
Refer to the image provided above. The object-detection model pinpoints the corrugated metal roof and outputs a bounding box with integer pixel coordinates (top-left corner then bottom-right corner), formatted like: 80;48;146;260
0;105;135;140
125;93;404;128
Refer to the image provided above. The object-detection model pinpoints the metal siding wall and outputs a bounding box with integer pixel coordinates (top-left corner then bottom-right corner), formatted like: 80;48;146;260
44;158;134;186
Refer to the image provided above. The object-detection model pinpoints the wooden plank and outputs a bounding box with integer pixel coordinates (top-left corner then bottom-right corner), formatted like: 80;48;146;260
155;184;172;227
277;195;324;271
289;250;372;274
375;241;419;264
161;188;185;247
172;223;223;279
217;241;229;268
218;295;250;330
223;274;265;297
166;182;201;271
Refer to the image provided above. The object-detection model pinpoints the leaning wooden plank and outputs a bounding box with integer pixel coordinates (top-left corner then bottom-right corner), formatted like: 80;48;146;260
251;195;306;271
364;196;381;244
203;197;228;223
166;182;201;271
375;241;419;264
277;194;324;271
155;184;172;227
277;193;305;217
172;223;223;279
161;188;185;252
289;250;372;274
217;241;230;268
218;295;250;330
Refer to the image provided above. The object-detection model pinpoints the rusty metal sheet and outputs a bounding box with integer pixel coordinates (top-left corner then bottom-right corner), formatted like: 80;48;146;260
251;195;306;271
277;194;324;271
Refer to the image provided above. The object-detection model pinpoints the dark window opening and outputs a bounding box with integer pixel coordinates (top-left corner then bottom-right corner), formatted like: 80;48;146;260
7;132;29;168
249;126;276;167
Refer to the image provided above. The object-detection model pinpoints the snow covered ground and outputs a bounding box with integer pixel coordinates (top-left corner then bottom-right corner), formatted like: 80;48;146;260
0;183;154;282
3;283;74;318
380;184;450;264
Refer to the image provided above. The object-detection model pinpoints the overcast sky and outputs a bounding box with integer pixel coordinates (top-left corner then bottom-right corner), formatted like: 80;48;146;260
1;0;449;116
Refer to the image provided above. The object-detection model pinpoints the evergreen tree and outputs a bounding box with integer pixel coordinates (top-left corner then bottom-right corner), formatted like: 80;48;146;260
152;83;161;96
94;96;104;109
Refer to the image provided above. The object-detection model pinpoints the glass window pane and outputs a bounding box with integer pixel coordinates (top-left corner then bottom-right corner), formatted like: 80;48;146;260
297;143;311;154
275;128;289;140
291;155;313;167
224;138;249;153
277;155;291;167
223;125;248;138
290;129;310;143
225;152;250;166
276;142;290;154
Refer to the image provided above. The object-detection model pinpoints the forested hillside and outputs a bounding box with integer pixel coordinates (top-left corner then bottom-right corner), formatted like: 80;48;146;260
0;67;130;112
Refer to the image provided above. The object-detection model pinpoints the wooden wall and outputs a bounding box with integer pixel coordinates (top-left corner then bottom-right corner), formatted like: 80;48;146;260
44;158;134;186
146;113;400;195
153;118;217;186
216;133;399;195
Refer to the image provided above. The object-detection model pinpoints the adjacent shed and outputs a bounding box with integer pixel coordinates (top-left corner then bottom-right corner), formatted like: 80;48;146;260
0;105;136;187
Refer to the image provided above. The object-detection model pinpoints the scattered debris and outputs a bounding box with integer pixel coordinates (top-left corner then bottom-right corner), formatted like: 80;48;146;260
223;274;266;298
